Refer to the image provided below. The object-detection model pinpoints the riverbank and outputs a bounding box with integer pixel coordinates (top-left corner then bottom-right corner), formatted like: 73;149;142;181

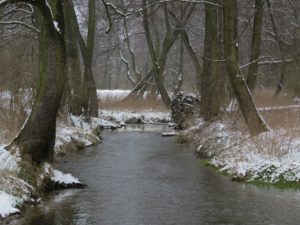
0;114;116;219
179;114;300;186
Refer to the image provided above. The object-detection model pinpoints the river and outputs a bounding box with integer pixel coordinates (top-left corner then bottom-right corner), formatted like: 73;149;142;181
11;125;300;225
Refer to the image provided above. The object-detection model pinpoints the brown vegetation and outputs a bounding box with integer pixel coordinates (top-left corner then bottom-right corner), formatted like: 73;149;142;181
99;96;168;112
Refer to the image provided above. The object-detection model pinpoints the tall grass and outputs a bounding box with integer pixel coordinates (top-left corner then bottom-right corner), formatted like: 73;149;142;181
99;95;168;111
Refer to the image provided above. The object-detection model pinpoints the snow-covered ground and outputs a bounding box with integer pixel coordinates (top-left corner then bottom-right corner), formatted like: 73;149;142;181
182;119;300;184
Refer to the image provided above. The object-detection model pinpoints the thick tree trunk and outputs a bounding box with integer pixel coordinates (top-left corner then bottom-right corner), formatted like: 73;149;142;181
201;0;223;120
64;0;82;115
82;0;98;117
246;0;264;91
223;0;269;136
9;1;66;164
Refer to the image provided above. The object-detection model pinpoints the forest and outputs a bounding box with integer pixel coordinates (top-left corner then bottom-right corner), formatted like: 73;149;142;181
1;0;300;224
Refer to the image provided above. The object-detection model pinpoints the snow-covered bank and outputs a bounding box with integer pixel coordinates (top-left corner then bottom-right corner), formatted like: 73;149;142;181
180;119;300;184
99;110;171;124
0;115;113;219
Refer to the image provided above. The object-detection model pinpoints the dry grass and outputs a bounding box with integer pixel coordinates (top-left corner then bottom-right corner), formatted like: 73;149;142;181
99;96;168;112
251;90;300;129
221;89;300;157
0;105;26;144
225;89;300;130
252;89;294;107
0;91;31;143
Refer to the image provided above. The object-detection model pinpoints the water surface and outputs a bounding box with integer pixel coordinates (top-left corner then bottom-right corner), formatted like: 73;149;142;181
12;125;300;225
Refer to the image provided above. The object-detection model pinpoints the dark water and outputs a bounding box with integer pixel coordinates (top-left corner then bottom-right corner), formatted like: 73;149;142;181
11;125;300;225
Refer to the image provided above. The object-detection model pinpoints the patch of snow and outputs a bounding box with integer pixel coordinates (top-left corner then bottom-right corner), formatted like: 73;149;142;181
53;21;60;33
44;164;81;185
0;145;19;172
52;169;80;184
190;119;300;183
99;110;171;124
258;104;300;112
55;115;106;153
226;99;238;112
0;191;20;218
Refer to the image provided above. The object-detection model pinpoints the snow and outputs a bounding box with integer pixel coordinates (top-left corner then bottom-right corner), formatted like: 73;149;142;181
188;119;300;183
0;145;19;172
99;110;171;124
0;0;8;5
55;115;105;154
44;164;81;185
0;174;34;218
258;104;300;112
53;21;60;33
52;169;80;184
0;191;20;218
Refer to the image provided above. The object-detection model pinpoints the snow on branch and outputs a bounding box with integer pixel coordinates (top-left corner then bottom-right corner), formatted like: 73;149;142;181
258;104;300;112
119;49;136;85
0;20;40;32
101;0;112;33
106;2;125;17
0;0;8;6
258;59;293;66
146;0;221;8
240;57;293;69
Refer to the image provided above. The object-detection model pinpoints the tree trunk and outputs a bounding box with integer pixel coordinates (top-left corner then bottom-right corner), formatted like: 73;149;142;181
64;0;82;115
173;37;184;95
201;0;223;120
82;0;98;117
142;0;172;107
67;0;98;117
246;0;265;91
266;0;287;98
223;0;269;136
9;1;66;164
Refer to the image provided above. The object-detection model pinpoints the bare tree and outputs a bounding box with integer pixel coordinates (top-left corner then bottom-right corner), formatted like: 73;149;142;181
1;0;67;164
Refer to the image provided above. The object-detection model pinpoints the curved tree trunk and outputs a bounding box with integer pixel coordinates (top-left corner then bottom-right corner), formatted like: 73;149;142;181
8;1;66;164
223;0;269;136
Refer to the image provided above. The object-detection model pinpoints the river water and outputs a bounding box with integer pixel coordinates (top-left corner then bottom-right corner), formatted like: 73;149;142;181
11;125;300;225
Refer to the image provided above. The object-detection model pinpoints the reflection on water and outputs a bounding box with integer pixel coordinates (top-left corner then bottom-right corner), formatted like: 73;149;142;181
11;125;300;225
